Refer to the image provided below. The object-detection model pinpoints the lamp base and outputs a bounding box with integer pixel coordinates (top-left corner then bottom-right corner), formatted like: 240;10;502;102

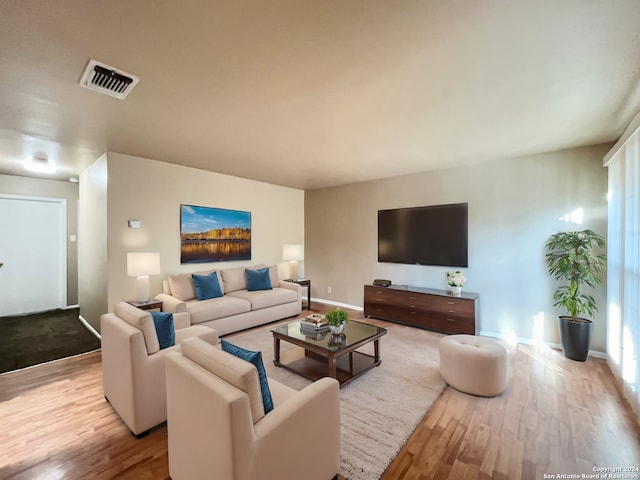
289;261;299;280
136;275;150;303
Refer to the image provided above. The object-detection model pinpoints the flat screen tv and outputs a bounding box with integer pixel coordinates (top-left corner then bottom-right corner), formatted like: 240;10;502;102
378;203;468;267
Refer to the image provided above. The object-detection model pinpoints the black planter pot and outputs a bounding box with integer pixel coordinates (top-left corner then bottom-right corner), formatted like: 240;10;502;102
558;315;592;362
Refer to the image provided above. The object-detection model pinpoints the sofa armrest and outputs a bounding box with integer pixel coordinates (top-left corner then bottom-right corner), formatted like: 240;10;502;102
279;281;302;296
155;293;187;314
251;377;340;479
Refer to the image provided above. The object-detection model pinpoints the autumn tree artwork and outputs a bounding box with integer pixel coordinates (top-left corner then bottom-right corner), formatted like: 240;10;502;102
180;204;252;263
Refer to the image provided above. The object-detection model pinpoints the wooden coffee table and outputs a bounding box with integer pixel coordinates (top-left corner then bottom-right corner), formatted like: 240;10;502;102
270;319;387;387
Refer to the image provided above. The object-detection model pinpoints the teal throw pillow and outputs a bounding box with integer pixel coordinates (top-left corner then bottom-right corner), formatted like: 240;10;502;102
246;267;272;291
192;271;223;300
220;339;274;414
151;311;175;350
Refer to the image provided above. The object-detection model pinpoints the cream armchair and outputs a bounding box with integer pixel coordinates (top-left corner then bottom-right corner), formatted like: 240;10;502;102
101;302;218;438
165;337;341;480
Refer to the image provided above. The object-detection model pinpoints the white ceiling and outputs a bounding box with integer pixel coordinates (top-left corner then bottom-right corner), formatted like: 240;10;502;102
1;1;639;189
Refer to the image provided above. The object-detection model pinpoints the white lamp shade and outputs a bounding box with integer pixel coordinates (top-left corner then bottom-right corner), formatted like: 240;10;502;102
127;252;161;276
282;244;304;261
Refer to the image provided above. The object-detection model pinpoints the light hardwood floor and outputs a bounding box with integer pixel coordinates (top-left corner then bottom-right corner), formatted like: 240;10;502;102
1;305;639;479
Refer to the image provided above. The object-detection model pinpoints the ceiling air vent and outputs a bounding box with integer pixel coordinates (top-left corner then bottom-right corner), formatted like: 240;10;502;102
79;59;139;100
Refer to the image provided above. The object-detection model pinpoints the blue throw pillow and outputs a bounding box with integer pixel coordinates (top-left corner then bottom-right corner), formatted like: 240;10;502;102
192;271;223;300
246;267;272;291
151;311;175;350
220;339;274;414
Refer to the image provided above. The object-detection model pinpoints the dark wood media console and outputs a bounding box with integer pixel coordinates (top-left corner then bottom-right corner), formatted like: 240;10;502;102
364;284;478;335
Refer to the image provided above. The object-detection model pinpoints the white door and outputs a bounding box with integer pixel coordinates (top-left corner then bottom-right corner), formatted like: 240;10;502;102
0;195;66;316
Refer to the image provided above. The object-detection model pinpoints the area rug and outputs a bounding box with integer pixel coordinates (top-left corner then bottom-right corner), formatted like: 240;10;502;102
0;308;101;374
226;320;447;480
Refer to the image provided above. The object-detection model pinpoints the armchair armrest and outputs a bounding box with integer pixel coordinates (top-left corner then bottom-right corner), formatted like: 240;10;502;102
155;293;187;314
251;377;340;479
173;312;191;330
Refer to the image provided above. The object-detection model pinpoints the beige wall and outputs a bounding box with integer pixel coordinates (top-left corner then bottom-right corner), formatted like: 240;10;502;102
104;153;304;320
305;144;610;352
78;156;108;331
0;174;79;306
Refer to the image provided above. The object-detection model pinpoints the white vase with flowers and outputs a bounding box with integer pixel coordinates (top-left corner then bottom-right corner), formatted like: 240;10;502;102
445;270;467;296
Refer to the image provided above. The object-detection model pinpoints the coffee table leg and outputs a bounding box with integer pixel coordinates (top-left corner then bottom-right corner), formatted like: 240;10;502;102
328;354;337;378
374;339;381;366
273;337;281;366
349;352;353;375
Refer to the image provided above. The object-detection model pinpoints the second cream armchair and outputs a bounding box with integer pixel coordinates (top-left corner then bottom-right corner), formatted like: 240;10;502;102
165;336;341;480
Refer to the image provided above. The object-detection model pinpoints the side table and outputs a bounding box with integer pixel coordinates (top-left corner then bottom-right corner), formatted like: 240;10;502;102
284;278;311;310
126;299;163;312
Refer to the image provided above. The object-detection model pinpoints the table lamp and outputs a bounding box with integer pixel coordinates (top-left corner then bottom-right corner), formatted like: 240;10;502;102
127;252;161;302
282;244;304;280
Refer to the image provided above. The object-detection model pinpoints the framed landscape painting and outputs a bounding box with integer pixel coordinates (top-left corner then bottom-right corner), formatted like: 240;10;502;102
180;204;251;263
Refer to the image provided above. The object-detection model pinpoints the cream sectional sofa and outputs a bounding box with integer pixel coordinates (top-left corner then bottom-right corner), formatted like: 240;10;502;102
155;265;301;336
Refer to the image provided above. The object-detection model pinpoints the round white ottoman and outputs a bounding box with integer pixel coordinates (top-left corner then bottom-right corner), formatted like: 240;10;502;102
439;334;508;397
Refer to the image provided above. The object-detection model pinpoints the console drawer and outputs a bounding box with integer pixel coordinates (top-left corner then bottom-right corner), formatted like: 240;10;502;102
429;313;475;335
430;296;475;316
364;303;407;321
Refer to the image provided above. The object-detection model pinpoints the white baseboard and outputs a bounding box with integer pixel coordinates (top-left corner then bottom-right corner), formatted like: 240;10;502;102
478;329;606;359
311;297;363;311
79;314;101;340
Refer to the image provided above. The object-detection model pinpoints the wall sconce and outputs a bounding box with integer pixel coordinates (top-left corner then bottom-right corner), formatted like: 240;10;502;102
282;244;304;280
127;252;160;302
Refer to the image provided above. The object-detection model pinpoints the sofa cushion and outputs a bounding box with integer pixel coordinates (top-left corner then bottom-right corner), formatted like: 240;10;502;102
227;287;297;310
172;311;192;330
265;265;279;289
151;311;176;350
192;271;224;300
186;295;251;324
114;302;160;355
181;337;266;423
267;378;297;407
246;267;272;291
221;339;274;415
220;267;247;293
168;274;197;301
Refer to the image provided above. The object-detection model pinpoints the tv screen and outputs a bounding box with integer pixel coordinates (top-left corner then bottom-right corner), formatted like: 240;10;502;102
378;203;468;267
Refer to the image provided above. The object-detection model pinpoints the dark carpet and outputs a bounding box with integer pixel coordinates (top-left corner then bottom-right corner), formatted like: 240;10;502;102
0;308;101;374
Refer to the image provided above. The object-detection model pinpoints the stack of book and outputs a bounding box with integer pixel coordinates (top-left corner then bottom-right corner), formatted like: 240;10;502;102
300;314;329;338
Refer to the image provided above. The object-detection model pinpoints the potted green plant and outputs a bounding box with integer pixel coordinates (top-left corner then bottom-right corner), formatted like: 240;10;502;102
544;229;606;361
326;308;349;334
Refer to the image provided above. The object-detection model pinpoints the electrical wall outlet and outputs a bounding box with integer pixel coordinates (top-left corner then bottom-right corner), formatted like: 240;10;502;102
327;286;332;294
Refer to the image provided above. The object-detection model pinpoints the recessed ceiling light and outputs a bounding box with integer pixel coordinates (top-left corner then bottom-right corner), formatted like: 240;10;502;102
69;177;79;183
24;152;56;174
